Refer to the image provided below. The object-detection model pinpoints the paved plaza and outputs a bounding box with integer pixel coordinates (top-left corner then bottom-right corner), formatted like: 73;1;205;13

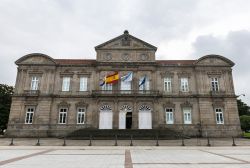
0;138;250;168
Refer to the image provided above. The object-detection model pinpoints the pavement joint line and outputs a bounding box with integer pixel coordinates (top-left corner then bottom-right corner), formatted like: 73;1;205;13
133;162;250;165
125;149;133;168
199;149;250;163
0;149;55;166
43;154;124;155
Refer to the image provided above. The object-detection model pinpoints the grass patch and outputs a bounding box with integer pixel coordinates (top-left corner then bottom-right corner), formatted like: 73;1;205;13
243;132;250;138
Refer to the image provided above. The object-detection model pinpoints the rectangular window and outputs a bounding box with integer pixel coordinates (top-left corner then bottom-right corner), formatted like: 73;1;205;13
211;78;219;91
102;83;112;91
25;107;35;124
215;108;224;124
183;107;192;124
166;108;174;124
62;77;70;91
77;108;85;124
80;77;88;91
164;78;172;92
59;108;67;124
30;76;39;90
139;77;149;91
121;80;132;93
180;78;189;92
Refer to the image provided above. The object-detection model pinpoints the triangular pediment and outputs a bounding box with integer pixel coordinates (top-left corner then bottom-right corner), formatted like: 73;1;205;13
95;30;157;51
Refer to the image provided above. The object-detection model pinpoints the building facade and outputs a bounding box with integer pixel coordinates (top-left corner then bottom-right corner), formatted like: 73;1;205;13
7;31;241;137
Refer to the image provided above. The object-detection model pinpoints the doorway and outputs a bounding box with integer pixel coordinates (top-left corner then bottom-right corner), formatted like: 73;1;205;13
126;112;132;129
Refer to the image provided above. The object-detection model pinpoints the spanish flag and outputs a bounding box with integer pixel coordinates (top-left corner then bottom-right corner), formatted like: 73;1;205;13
105;72;119;84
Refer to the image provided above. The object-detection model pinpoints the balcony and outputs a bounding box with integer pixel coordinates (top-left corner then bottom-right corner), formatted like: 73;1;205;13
92;90;162;97
210;90;226;97
23;90;40;96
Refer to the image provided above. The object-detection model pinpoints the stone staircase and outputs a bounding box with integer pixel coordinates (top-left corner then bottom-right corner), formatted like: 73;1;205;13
67;128;188;140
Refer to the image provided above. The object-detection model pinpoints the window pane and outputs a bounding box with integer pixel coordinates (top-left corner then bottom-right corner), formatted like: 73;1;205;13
62;77;70;91
80;77;88;91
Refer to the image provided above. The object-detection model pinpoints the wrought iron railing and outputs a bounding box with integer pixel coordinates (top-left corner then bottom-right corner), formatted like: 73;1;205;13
92;90;161;96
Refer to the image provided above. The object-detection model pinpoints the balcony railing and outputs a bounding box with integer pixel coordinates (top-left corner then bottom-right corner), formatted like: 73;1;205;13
23;90;40;96
92;90;161;97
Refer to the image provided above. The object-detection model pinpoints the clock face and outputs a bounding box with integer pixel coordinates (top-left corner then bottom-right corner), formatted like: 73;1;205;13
122;53;130;61
140;54;148;61
104;53;112;61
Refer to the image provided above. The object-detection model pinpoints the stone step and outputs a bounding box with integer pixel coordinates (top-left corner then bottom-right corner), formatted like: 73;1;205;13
67;129;188;140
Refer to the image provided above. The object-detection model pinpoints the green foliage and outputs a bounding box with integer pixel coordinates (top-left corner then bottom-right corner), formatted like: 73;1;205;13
240;115;250;132
243;132;250;138
237;99;250;116
0;84;14;132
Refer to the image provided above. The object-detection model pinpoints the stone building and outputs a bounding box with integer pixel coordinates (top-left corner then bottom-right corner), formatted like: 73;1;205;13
7;31;241;137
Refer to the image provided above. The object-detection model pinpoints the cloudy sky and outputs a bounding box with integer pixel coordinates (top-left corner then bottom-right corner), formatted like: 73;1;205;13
0;0;249;104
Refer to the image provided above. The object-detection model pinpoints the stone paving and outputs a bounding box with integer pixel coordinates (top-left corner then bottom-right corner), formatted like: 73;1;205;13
0;138;250;168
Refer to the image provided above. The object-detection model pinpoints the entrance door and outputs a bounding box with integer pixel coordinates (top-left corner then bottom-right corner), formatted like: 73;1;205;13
119;105;132;129
99;110;113;129
138;105;152;129
119;111;126;129
126;112;132;129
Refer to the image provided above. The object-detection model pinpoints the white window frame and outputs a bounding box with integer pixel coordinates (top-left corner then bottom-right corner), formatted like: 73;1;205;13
120;80;132;94
166;108;174;124
180;78;189;92
215;108;224;124
25;107;35;124
77;107;86;124
79;77;88;91
102;83;112;91
183;107;192;124
59;108;67;124
211;77;219;92
30;76;39;90
62;77;70;91
164;77;172;92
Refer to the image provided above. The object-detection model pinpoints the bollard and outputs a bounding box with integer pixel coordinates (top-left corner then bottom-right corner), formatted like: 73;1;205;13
114;134;118;146
88;135;92;146
36;137;40;146
156;134;159;146
62;137;66;146
181;136;185;146
130;135;133;146
207;137;211;147
9;138;14;146
232;136;236;146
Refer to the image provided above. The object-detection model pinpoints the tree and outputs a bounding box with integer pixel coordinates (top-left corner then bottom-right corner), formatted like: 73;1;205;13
237;99;250;116
0;84;14;133
240;115;250;132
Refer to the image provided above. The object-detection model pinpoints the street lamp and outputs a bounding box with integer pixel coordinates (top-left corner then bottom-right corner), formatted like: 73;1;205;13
237;94;245;98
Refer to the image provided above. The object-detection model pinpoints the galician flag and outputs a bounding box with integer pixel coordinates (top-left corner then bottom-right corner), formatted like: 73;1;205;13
121;72;133;82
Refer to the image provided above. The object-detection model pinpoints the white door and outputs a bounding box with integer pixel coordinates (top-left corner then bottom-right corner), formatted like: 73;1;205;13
139;110;152;129
99;110;113;129
119;111;126;129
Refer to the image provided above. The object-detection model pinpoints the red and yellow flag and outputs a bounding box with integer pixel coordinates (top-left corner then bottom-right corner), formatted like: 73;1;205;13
105;72;119;84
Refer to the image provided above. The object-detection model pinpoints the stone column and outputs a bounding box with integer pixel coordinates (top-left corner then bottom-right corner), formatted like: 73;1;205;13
113;100;119;129
132;99;138;129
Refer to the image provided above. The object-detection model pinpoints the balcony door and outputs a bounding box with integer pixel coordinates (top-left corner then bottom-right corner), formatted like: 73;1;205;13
120;80;131;94
99;105;113;129
138;105;152;129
